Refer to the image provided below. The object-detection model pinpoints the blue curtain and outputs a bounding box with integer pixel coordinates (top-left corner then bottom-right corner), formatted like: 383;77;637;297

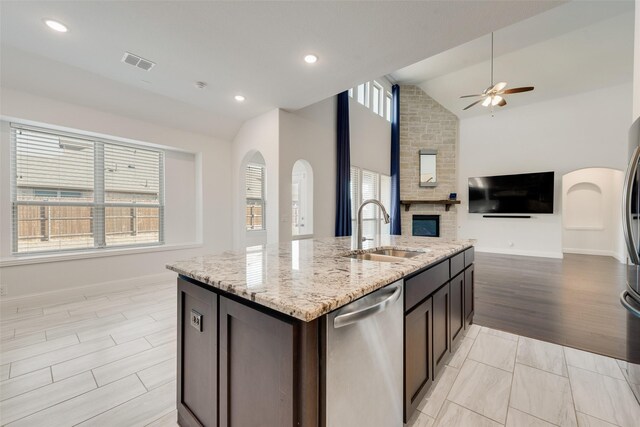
335;91;352;237
390;84;401;235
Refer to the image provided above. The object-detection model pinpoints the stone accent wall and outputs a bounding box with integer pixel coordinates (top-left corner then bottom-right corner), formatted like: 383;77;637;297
399;85;459;239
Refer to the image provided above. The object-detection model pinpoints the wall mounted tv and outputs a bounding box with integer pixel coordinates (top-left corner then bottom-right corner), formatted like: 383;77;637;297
468;171;554;214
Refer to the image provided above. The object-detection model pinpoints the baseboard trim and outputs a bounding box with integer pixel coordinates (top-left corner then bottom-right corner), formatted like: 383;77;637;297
475;247;564;259
1;271;176;302
563;248;625;263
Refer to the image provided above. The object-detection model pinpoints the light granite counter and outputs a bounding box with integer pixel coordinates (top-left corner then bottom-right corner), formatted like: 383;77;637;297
166;236;473;322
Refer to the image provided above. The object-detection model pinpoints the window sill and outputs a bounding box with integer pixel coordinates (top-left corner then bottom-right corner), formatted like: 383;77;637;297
0;242;203;267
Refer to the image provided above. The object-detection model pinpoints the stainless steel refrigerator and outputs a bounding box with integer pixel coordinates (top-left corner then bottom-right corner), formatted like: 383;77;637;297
623;117;640;318
621;116;640;396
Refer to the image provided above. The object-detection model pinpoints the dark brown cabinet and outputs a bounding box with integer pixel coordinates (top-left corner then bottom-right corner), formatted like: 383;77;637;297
177;278;318;427
464;264;475;326
432;284;450;377
450;272;465;345
219;297;295;427
404;297;433;420
403;249;474;422
177;278;218;427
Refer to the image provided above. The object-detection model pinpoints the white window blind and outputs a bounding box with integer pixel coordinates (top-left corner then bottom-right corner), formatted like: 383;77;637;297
350;166;360;221
350;166;391;239
11;124;164;254
246;163;265;231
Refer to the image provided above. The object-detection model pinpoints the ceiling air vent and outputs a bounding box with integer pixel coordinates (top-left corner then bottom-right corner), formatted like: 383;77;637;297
121;52;156;71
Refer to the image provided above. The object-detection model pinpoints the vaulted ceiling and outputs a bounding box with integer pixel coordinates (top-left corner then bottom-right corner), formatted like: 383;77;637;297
0;1;562;140
391;1;634;118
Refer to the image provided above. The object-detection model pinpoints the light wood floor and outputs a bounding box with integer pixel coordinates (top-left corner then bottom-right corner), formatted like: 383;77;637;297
0;281;178;426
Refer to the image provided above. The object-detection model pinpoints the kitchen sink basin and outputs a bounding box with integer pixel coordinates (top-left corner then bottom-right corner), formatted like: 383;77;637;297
344;253;404;262
344;248;426;262
370;249;423;258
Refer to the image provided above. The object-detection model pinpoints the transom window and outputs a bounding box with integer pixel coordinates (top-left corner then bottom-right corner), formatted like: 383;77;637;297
11;124;164;254
349;80;392;122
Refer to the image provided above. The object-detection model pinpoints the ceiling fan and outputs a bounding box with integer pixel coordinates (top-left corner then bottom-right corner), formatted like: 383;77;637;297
461;32;534;111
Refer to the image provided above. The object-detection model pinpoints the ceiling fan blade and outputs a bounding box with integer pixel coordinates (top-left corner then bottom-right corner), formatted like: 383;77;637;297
492;81;507;92
463;99;483;110
460;94;483;98
500;86;534;94
497;98;507;107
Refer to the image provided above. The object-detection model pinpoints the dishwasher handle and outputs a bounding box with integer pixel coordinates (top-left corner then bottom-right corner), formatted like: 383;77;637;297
333;284;402;329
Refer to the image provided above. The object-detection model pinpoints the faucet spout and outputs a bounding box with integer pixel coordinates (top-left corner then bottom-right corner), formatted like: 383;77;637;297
356;199;391;250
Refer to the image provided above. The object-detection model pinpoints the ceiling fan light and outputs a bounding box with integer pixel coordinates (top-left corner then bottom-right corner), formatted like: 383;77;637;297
491;95;503;106
482;97;492;107
494;82;507;92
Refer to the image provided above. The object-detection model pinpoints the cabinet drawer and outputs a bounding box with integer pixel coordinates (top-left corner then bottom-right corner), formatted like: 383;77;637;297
464;247;475;266
450;252;464;278
405;260;449;311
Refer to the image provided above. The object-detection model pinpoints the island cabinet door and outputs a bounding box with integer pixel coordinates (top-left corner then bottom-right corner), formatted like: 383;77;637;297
432;283;451;378
404;297;433;422
464;264;475;326
219;296;297;427
450;271;465;347
177;278;218;427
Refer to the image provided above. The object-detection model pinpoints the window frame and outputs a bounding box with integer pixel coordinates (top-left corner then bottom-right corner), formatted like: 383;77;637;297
245;162;266;232
385;91;392;122
10;123;165;255
372;81;384;117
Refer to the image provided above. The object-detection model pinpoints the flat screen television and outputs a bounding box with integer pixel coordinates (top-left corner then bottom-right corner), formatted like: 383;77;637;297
468;171;554;214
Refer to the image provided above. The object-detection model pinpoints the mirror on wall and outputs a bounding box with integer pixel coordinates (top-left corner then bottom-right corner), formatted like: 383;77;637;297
419;149;437;187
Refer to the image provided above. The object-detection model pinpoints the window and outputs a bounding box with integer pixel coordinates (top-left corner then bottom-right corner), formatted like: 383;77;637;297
292;160;313;238
386;92;392;122
350;166;391;239
11;124;164;254
372;81;383;116
351;80;391;122
357;82;370;108
245;163;266;231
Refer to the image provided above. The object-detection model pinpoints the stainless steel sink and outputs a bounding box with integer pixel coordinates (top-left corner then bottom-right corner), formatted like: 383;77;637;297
370;249;423;258
343;248;425;262
345;253;404;262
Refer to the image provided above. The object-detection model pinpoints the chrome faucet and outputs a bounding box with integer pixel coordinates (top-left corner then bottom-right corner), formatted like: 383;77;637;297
356;199;391;250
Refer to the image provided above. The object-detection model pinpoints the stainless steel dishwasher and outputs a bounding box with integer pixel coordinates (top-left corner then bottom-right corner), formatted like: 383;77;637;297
324;280;403;427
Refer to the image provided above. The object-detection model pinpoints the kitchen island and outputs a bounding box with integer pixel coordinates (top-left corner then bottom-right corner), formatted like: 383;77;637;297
167;236;474;427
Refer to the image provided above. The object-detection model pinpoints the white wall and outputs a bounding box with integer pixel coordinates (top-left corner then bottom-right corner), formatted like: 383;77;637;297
562;168;625;261
231;109;280;249
457;83;631;258
278;93;391;242
0;88;233;297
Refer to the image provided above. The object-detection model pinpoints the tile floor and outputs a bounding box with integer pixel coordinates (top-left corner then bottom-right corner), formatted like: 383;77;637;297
0;280;639;426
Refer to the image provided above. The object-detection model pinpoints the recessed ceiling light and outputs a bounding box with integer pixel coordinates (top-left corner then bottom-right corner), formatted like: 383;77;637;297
234;95;245;102
44;19;68;33
304;54;318;64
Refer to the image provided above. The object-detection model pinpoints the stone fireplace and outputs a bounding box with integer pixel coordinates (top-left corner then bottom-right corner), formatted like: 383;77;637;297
412;215;440;237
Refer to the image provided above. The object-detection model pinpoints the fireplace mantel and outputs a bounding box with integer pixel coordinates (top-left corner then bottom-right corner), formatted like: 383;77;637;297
400;200;461;212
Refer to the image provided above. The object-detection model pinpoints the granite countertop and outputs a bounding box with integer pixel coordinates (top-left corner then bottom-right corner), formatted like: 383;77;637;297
166;236;474;322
